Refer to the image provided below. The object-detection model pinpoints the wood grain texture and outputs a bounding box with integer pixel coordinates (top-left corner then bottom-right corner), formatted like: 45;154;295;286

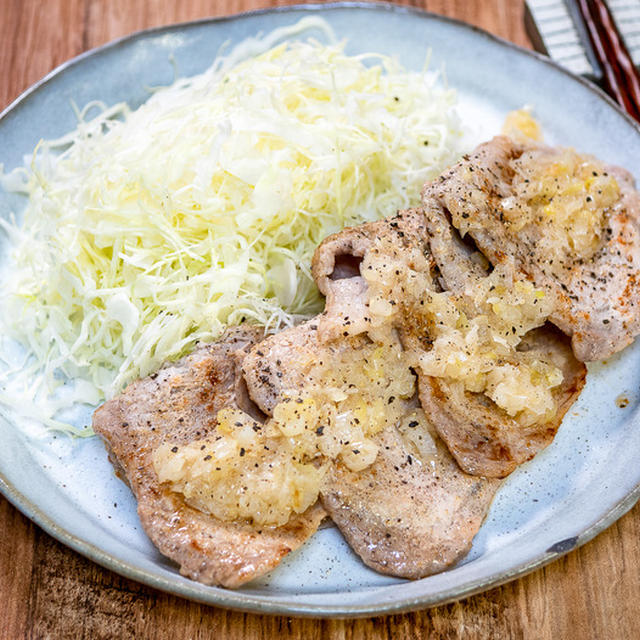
0;1;638;638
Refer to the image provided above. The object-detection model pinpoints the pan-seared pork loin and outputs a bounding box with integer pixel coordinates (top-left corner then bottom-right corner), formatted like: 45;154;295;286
321;417;499;578
419;201;587;476
92;327;325;588
423;135;640;361
417;325;586;477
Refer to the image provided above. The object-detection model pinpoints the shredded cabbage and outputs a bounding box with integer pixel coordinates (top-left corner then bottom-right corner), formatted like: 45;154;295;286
0;18;463;425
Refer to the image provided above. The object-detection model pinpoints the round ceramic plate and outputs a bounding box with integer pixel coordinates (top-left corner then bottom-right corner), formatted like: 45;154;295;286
1;2;639;618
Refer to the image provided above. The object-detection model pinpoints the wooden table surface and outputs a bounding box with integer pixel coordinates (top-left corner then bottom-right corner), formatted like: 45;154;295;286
1;1;639;638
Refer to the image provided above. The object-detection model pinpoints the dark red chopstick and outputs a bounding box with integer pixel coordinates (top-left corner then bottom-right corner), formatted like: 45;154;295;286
576;0;640;122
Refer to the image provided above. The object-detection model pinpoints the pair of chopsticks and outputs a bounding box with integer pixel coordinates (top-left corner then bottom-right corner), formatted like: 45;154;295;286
575;0;640;121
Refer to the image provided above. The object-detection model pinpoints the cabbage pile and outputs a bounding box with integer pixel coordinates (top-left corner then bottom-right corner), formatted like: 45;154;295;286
0;19;463;424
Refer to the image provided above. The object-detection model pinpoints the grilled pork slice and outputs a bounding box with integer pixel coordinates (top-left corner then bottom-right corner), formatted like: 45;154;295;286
423;135;640;362
92;327;325;588
242;321;499;578
321;422;500;578
418;325;586;478
419;201;587;477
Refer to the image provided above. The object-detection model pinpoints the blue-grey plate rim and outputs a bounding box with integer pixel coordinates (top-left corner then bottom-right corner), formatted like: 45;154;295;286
1;0;639;618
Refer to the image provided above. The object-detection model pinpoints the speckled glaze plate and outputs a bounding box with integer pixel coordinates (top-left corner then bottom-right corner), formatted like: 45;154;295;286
1;2;639;618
